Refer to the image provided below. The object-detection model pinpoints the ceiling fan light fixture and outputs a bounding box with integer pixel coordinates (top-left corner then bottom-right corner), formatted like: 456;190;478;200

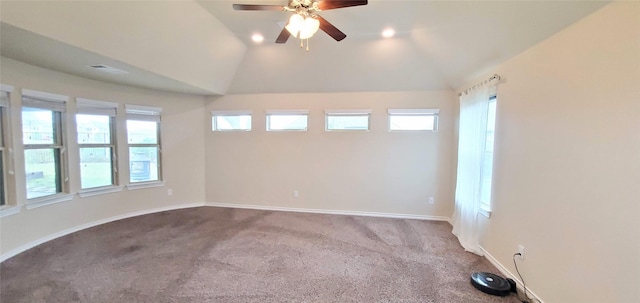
286;14;305;37
299;17;320;39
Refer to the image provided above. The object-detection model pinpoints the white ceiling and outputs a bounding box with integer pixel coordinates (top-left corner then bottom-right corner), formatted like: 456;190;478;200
0;0;609;96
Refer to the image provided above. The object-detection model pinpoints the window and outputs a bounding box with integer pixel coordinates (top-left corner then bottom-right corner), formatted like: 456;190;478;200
211;110;251;131
21;89;69;200
388;109;439;131
126;105;162;183
325;109;371;131
76;98;118;189
479;97;497;211
0;86;12;206
266;110;308;131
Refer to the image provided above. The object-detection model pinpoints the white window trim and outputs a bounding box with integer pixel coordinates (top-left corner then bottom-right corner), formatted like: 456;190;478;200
25;193;75;210
0;205;21;218
78;185;124;198
325;109;371;131
126;104;163;184
77;106;118;190
266;110;309;132
211;110;252;132
388;108;439;132
479;96;498;215
126;181;165;190
21;89;69;103
479;206;491;218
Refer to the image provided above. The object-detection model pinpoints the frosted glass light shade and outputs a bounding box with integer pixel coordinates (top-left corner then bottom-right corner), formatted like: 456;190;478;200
286;14;304;37
299;17;320;39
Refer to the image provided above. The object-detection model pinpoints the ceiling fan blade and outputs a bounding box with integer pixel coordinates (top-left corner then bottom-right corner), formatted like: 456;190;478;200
317;0;367;10
317;16;346;41
232;4;285;11
275;27;291;43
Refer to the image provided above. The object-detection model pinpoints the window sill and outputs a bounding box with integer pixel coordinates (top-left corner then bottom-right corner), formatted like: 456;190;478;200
126;181;165;191
78;186;124;198
0;205;21;218
25;193;75;210
479;206;492;218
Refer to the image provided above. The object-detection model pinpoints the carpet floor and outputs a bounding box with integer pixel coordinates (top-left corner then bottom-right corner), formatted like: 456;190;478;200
1;207;521;302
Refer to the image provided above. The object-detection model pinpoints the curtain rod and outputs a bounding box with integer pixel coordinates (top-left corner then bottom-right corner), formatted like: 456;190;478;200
458;74;501;96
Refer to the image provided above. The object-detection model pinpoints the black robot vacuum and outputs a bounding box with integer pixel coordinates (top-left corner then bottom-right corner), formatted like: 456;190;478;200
470;272;517;296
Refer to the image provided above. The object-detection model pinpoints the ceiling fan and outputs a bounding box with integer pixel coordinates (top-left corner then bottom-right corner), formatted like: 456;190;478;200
232;0;368;46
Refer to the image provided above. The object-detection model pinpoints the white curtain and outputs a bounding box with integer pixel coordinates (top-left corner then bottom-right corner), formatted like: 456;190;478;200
452;84;493;256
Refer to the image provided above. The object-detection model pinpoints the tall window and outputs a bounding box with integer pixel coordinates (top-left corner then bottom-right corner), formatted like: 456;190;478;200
388;109;439;131
21;90;68;200
211;110;252;131
0;88;11;206
479;97;497;210
126;105;162;183
325;109;371;131
266;110;308;131
76;98;117;189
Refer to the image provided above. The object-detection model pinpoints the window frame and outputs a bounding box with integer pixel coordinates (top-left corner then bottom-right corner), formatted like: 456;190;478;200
0;85;14;212
387;109;439;132
76;98;119;191
211;110;252;132
266;110;309;131
125;104;163;186
21;89;71;205
479;96;498;215
324;109;372;131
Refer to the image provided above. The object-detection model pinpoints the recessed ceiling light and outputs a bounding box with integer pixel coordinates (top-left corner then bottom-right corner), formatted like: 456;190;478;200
251;33;264;43
382;28;395;38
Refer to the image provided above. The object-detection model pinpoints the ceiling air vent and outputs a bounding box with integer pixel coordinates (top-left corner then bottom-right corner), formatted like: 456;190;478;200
88;64;128;75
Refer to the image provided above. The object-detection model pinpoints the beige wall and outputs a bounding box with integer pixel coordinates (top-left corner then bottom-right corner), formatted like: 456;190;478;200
477;2;640;302
0;57;207;256
205;91;457;217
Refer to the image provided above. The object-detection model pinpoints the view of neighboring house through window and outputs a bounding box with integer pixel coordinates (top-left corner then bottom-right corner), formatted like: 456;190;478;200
325;109;371;131
126;105;162;183
388;109;439;131
76;98;118;189
211;110;252;131
21;90;68;199
266;110;308;131
479;96;497;210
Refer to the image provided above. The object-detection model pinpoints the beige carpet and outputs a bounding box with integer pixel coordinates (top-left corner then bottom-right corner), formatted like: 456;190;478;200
1;207;520;302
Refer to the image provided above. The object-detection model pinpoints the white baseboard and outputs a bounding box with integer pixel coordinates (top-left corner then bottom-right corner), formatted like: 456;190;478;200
480;246;544;303
206;202;452;222
1;202;450;262
0;202;205;262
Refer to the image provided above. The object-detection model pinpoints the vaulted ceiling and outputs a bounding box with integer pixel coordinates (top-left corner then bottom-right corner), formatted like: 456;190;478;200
0;0;609;96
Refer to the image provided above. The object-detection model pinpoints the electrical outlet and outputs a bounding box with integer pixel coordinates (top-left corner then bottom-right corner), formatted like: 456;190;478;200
428;197;435;204
293;190;299;198
517;245;525;260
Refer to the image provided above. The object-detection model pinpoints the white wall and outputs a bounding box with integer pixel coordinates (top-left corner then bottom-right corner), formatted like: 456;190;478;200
205;91;456;218
477;2;640;302
0;57;207;256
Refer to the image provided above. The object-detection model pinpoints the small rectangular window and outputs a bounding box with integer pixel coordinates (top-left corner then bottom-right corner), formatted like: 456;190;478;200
325;109;371;131
126;104;162;183
388;109;439;131
211;110;251;131
76;98;118;190
266;110;308;131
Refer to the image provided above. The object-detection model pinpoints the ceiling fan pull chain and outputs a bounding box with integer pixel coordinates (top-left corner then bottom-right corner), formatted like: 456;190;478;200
300;39;304;48
306;39;310;51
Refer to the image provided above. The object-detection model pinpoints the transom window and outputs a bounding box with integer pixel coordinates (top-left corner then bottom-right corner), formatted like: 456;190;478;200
388;109;439;131
266;110;309;131
211;110;252;131
325;109;371;131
